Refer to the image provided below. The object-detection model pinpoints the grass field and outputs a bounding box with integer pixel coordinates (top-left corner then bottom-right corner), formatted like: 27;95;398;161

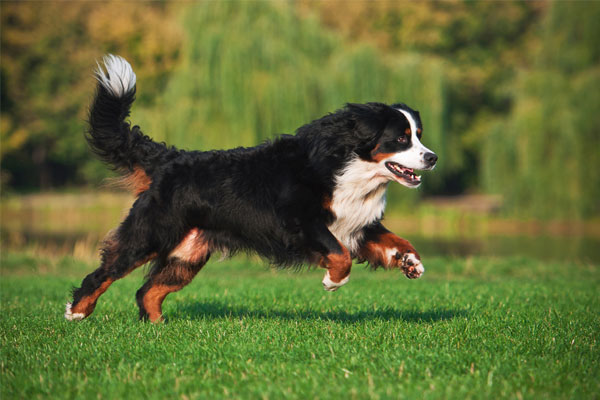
1;253;598;399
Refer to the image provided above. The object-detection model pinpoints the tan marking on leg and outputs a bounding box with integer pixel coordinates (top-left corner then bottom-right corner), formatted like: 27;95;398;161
323;251;352;283
357;232;424;278
142;284;181;323
140;258;207;322
70;278;114;316
319;244;352;291
359;232;419;268
70;252;156;318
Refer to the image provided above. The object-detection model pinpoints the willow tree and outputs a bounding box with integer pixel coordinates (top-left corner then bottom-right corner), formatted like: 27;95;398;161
134;1;448;207
481;1;600;219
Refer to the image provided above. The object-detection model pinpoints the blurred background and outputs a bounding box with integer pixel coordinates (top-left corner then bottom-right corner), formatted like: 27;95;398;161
1;1;599;264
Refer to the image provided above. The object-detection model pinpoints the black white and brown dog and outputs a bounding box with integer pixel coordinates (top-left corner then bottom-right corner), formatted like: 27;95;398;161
65;55;437;322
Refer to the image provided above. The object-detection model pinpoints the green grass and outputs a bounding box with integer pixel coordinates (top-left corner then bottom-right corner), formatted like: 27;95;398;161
1;254;598;399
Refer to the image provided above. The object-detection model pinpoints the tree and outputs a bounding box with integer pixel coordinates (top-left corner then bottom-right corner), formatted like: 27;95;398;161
1;2;181;189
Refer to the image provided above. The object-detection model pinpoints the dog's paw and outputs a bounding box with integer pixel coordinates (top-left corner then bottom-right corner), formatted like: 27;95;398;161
393;252;424;279
64;302;86;321
322;271;349;292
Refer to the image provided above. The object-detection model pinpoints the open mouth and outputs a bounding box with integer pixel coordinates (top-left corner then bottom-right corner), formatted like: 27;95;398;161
385;162;422;187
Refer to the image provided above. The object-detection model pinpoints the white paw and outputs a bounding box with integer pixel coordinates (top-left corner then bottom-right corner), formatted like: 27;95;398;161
402;253;424;279
64;302;85;321
322;271;350;292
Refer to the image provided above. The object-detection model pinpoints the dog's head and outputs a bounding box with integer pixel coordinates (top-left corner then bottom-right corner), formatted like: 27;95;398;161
347;102;437;188
296;102;437;188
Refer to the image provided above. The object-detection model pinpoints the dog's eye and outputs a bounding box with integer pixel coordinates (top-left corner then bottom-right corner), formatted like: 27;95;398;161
398;135;408;144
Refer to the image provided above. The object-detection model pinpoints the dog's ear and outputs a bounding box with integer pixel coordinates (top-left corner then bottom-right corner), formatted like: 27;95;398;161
347;103;392;158
381;114;405;139
347;103;388;139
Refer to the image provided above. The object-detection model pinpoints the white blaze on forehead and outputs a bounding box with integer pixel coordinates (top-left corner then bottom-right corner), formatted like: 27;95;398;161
396;108;429;150
387;108;434;170
396;108;419;138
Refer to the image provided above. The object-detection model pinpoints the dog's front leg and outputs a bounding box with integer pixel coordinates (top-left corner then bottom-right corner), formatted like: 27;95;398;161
357;223;424;279
308;225;353;291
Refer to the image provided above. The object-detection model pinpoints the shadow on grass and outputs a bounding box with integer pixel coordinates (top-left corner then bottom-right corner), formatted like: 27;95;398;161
176;300;466;323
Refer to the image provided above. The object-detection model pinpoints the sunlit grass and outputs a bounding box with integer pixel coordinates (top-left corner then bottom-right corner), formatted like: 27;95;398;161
1;254;598;399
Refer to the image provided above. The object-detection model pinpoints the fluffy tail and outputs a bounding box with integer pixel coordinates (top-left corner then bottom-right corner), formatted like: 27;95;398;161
87;55;175;186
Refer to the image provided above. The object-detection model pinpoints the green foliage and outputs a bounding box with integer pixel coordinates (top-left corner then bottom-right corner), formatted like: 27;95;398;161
1;254;599;399
2;1;599;218
481;1;600;218
133;2;447;206
0;2;181;189
304;1;541;192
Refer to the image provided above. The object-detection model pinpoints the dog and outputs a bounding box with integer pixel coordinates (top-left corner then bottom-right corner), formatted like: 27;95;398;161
65;55;437;322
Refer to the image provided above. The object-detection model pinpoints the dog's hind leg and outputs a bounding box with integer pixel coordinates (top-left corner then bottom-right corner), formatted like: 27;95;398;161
65;198;164;321
136;228;211;322
65;229;157;321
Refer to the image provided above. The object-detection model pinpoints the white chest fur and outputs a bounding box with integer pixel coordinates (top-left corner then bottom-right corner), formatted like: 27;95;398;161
328;158;389;253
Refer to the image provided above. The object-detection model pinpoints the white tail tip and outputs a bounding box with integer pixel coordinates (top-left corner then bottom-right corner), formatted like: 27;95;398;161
94;54;136;97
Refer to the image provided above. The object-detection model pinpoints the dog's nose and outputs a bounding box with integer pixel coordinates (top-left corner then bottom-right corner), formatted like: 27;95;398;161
424;152;437;166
